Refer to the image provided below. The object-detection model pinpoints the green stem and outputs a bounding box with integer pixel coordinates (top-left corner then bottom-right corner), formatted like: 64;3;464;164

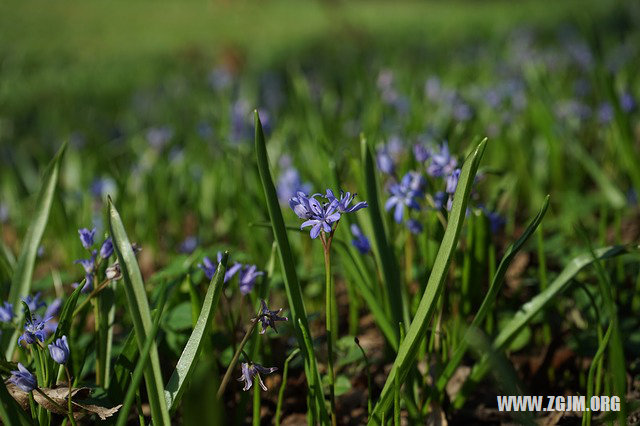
217;320;259;398
322;233;337;426
35;387;75;425
64;367;77;426
275;349;300;426
72;277;110;316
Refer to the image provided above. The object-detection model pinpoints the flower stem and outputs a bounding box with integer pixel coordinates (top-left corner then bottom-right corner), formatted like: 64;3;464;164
64;367;77;426
72;277;110;316
322;234;337;426
217;320;259;398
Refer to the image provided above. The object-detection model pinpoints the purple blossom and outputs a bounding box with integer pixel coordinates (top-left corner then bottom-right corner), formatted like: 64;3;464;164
427;143;458;178
22;293;45;313
621;92;636;113
75;253;96;289
44;299;62;319
483;209;506;234
433;191;447;210
300;198;341;239
350;224;371;255
9;363;36;392
238;265;264;295
179;236;198;254
445;169;461;194
257;300;288;334
385;173;423;223
406;219;423;234
376;146;396;175
198;252;241;283
48;335;70;364
18;315;52;346
277;165;311;204
289;192;315;220
597;102;614;124
78;228;96;250
413;144;431;162
0;302;14;322
100;237;114;259
237;362;277;391
0;203;8;223
325;189;368;213
146;126;173;150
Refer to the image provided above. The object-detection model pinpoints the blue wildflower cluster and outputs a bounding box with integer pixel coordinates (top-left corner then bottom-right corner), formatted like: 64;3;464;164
376;139;505;235
73;227;115;292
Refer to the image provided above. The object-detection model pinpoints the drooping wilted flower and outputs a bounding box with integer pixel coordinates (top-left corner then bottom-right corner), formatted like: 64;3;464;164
257;300;288;334
9;363;37;392
22;293;46;313
106;262;122;281
100;237;113;259
0;302;14;322
385;173;423;223
48;335;70;364
78;228;96;250
238;265;264;295
237;362;278;391
350;224;371;255
18;315;52;346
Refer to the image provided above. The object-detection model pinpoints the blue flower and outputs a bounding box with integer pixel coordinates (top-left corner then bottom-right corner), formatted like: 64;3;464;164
433;191;447;210
427;143;458;177
483;209;506;234
406;219;423;234
300;197;341;239
385;173;423;223
44;299;62;319
0;203;8;223
350;224;371;255
146;126;173;150
325;190;368;213
413;143;431;162
621;92;636;113
22;293;45;313
277;159;311;204
238;265;264;295
100;237;114;259
0;302;14;322
597;102;614;124
237;362;277;391
18;315;52;346
9;363;37;392
48;335;70;364
257;300;288;334
289;192;315;220
445;168;461;194
198;252;242;283
376;146;395;175
78;228;96;250
75;253;96;289
179;236;198;254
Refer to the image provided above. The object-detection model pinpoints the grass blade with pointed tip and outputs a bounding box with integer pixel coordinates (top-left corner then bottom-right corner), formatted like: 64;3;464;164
254;111;328;422
361;135;405;334
164;253;228;412
453;244;631;408
108;198;171;425
432;195;549;399
4;142;66;359
367;138;487;425
116;283;170;426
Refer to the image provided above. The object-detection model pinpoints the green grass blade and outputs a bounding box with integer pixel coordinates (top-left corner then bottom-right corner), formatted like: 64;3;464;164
453;244;631;408
368;138;487;425
433;195;549;398
254;110;328;422
334;240;398;350
4;142;66;360
275;348;300;426
110;329;138;399
108;198;171;425
164;252;228;413
116;285;169;426
361;135;405;334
